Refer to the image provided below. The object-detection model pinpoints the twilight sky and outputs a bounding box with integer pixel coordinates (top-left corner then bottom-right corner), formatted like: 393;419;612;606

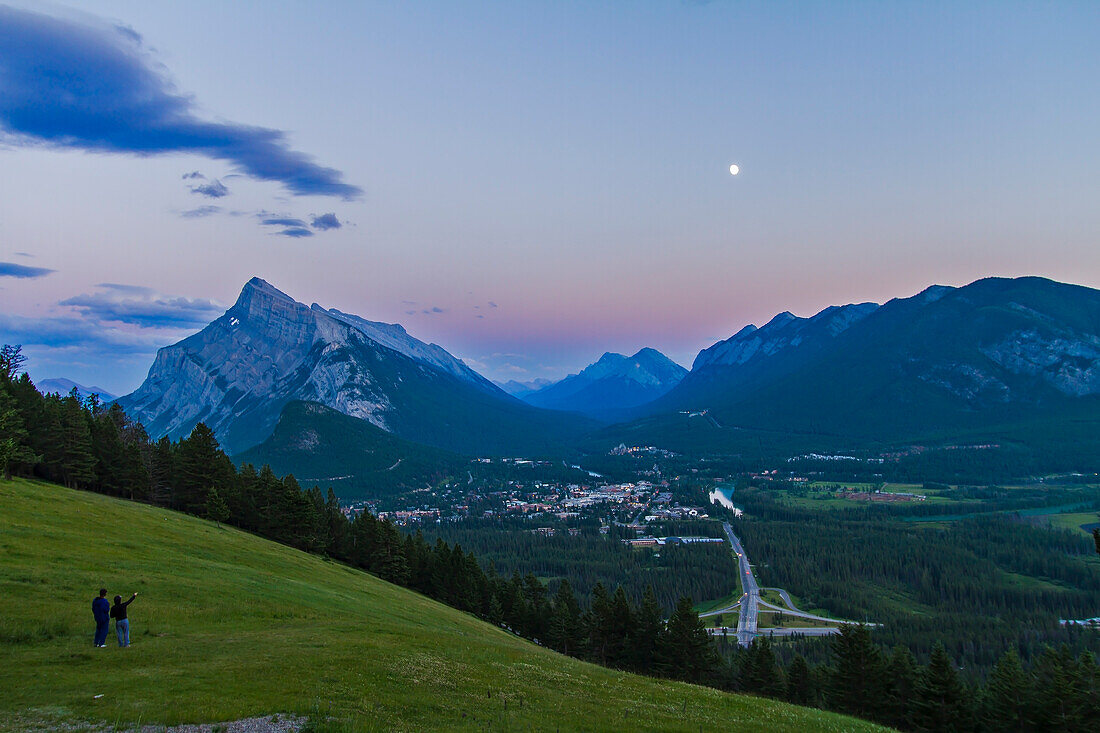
2;1;1099;394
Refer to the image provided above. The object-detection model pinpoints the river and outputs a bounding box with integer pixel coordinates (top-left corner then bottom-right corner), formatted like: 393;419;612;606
708;485;743;517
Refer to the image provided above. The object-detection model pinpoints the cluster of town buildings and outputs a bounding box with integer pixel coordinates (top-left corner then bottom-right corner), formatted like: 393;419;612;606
621;535;725;548
609;443;680;458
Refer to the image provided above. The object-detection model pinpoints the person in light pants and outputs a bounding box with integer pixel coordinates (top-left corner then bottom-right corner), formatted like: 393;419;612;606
110;592;137;647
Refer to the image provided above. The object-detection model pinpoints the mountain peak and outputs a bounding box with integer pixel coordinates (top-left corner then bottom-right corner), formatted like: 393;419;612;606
523;347;687;418
117;278;523;453
763;311;797;329
232;277;299;315
241;277;293;300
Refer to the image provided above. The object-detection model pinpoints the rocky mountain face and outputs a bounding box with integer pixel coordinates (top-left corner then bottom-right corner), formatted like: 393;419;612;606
523;348;687;420
117;278;589;455
645;277;1100;440
692;302;879;371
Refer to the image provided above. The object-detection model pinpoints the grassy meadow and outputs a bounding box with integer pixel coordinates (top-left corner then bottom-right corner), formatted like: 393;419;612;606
0;478;887;732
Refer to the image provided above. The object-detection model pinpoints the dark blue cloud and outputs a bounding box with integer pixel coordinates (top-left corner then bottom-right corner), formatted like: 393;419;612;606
311;212;341;230
181;171;205;180
0;7;362;200
277;227;314;238
59;285;224;328
180;205;222;218
0;261;54;278
190;179;228;198
260;216;308;228
95;283;154;295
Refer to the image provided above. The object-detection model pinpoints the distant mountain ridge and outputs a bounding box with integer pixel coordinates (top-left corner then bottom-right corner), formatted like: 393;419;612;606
495;378;554;398
117;278;590;455
692;301;879;371
36;378;117;401
630;277;1100;453
523;348;687;420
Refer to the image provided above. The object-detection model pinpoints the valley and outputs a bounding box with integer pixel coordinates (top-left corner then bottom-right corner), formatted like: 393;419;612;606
5;273;1100;731
5;3;1100;729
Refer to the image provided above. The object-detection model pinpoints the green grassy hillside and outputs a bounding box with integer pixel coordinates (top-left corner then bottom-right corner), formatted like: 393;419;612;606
0;478;885;732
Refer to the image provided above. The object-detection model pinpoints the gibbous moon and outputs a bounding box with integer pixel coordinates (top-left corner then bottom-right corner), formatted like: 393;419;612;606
729;164;740;176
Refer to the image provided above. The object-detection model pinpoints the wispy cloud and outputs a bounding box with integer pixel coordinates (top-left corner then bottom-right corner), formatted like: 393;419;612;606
276;227;314;238
0;6;362;199
180;205;222;218
59;284;224;328
260;216;308;228
0;312;172;356
0;261;54;279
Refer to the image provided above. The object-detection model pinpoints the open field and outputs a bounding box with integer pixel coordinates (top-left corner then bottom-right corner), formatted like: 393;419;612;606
1041;511;1100;537
0;478;887;732
756;612;836;630
757;589;839;620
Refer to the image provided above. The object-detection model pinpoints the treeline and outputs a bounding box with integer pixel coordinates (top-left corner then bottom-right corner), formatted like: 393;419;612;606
732;624;1099;732
0;347;724;686
421;520;737;610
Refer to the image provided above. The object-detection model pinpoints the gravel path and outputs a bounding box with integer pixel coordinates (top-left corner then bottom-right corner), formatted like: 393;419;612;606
5;713;307;733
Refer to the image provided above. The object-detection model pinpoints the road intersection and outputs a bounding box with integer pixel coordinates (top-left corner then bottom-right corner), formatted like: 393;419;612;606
700;521;865;646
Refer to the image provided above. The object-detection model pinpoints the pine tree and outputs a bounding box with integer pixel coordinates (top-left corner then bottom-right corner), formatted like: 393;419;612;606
1030;645;1085;730
742;636;784;697
148;436;174;507
786;655;814;706
175;423;227;513
828;624;885;721
912;643;968;732
607;585;635;668
661;596;717;684
546;579;582;656
52;393;96;488
883;644;919;729
586;582;612;665
983;649;1029;733
0;388;35;479
206;487;230;526
0;344;26;382
631;585;664;672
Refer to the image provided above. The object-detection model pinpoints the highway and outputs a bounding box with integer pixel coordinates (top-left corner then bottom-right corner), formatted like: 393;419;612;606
708;626;839;639
708;526;866;646
722;521;759;647
757;598;840;624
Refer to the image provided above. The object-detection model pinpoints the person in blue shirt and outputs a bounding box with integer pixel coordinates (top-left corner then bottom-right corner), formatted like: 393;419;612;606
92;588;110;647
